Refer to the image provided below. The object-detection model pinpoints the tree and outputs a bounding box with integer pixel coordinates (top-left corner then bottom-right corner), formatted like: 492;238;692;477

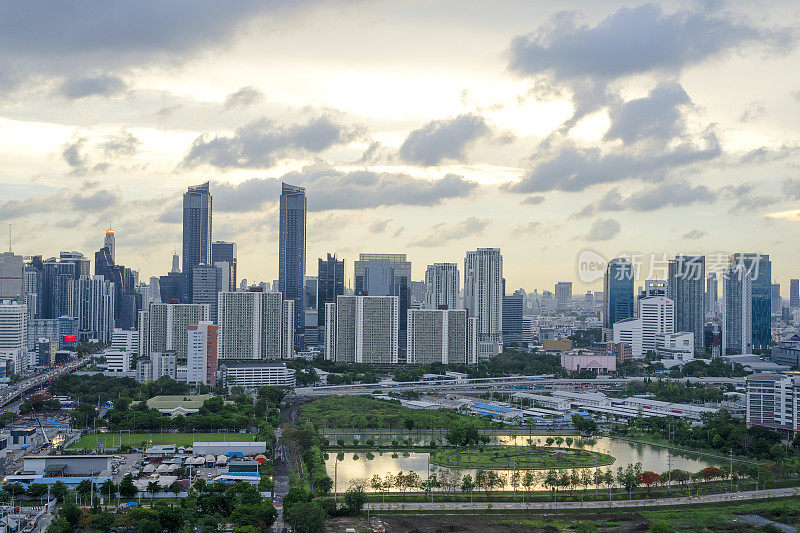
460;475;474;496
544;469;560;501
637;471;662;495
602;469;615;501
572;414;598;434
522;471;536;499
617;463;642;499
284;501;326;533
147;481;162;503
76;479;93;504
343;486;366;515
565;437;574;448
119;474;137;498
61;501;83;527
138;518;161;533
51;481;69;501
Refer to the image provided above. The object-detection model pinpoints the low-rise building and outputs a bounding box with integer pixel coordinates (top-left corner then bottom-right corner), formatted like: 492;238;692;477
551;390;611;408
560;351;616;374
219;361;296;389
193;441;267;456
746;373;800;434
23;455;114;476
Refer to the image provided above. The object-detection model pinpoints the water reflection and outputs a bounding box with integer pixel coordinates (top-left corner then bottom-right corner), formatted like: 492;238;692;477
323;434;723;492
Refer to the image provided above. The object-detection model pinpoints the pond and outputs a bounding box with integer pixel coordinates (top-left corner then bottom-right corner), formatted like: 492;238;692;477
323;435;725;492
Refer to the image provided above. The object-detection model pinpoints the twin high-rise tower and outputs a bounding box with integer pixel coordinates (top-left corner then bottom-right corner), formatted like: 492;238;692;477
278;183;307;350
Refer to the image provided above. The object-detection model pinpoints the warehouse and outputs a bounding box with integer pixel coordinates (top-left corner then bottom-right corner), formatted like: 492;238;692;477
23;455;114;476
192;441;267;456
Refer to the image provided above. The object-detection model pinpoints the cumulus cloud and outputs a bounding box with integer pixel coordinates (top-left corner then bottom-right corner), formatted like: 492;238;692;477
604;82;691;145
512;221;541;234
222;86;265;111
57;74;127;99
584;218;621;241
407;217;491;247
782;178;800;200
508;4;794;126
682;229;706;239
505;128;720;193
399;114;491;166
739;100;766;123
61;130;141;174
182;115;363;169
521;195;545;206
0;188;119;221
212;164;478;212
368;219;391;234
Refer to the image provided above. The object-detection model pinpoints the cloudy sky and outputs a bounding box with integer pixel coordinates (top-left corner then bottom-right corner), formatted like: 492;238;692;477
3;0;800;293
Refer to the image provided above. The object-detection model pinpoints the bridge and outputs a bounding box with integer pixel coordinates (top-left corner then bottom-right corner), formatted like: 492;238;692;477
0;357;90;409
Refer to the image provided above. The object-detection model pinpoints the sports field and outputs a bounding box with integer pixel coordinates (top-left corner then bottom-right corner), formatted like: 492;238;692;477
68;432;258;450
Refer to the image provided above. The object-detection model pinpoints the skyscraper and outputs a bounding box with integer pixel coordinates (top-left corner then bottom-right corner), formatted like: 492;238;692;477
217;291;294;360
0;251;24;301
424;263;459;310
668;255;705;352
407;308;476;364
603;258;634;329
501;293;523;344
68;275;115;343
182;182;212;302
187;321;218;386
278;183;306;350
706;272;718;317
192;264;224;323
138;303;209;361
722;263;752;355
325;295;399;364
791;279;800;309
317;254;344;346
104;228;116;263
211;241;237;291
354;253;411;354
771;283;782;316
464;248;503;358
730;253;771;350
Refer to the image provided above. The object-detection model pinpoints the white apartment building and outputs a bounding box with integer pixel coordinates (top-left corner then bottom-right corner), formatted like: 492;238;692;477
216;291;294;360
406;308;477;365
138;303;210;360
464;248;503;358
68;275;115;343
325;295;398;364
424;263;460;310
0;300;26;354
111;328;139;352
723;265;753;355
638;296;674;353
102;350;131;374
219;361;296;388
187;321;218;386
612;317;643;358
746;373;800;433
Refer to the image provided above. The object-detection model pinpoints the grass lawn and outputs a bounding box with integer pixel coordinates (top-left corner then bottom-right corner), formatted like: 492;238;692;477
430;446;615;470
68;432;258;450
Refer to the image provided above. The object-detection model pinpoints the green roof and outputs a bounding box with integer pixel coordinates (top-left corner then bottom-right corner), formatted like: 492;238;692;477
142;395;214;410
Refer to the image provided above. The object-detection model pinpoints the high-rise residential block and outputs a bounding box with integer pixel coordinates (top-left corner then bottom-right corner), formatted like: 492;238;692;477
0;252;24;301
138;303;209;361
791;279;800;309
730;253;771;350
407;308;476;365
211;241;237;292
182;182;212;302
424;263;459;310
464;248;503;358
354;253;411;352
317;254;344;346
0;299;27;357
772;282;782;315
722;263;752;355
217;291;294;361
603;258;634;329
187;321;218;386
667;255;705;352
192;264;225;323
278;183;306;350
554;281;572;308
68;275;115;343
325;295;399;364
706;272;718;317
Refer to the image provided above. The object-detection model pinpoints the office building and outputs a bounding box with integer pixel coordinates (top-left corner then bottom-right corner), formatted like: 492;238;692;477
561;351;616;374
406;308;477;365
668;255;705;352
304;276;317;310
464;248;503;358
603;258;634;329
192;264;224;323
501;293;523;344
103;350;131;374
554;282;572;308
325;295;399;364
104;229;115;263
24;259;43;319
0;252;24;301
706;272;718;317
722;263;752;355
612;317;643;358
772;283;782;315
42;254;84;319
182;182;213;302
139;303;209;361
655;332;695;365
278;182;306;350
317;254;344;346
111;328;139;352
159;271;183;304
424;263;459;310
187;321;218;386
746;373;800;433
211;241;237;292
0;300;26;357
219;361;295;388
27;317;77;350
217;291;294;360
731;253;771;350
638;296;675;353
771;341;800;367
68;275;115;343
790;279;799;309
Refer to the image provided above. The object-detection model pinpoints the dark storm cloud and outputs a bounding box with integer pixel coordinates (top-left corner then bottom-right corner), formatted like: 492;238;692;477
58;74;128;99
504;128;720;193
223;86;265;110
407;217;491;247
399;114;491;166
584;218;620;241
508;4;794;130
181;115;363;169
212;166;478;212
604;82;691;145
0;2;303;91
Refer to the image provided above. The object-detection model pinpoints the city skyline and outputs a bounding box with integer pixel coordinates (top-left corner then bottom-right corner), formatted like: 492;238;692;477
3;2;800;290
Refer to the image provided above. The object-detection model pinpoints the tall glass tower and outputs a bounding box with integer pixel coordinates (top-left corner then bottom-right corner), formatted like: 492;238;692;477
182;182;212;303
317;253;344;345
279;182;307;351
731;253;771;351
603;258;634;329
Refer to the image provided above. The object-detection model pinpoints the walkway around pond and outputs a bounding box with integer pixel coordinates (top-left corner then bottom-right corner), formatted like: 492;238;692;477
364;486;800;511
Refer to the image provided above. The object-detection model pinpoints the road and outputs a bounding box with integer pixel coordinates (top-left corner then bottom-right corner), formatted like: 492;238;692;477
364;486;800;511
0;357;89;409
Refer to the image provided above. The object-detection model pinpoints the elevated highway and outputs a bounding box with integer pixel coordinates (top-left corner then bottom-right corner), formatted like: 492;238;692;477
0;357;89;409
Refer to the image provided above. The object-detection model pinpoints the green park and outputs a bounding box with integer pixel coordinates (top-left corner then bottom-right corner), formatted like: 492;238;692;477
430;445;615;470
